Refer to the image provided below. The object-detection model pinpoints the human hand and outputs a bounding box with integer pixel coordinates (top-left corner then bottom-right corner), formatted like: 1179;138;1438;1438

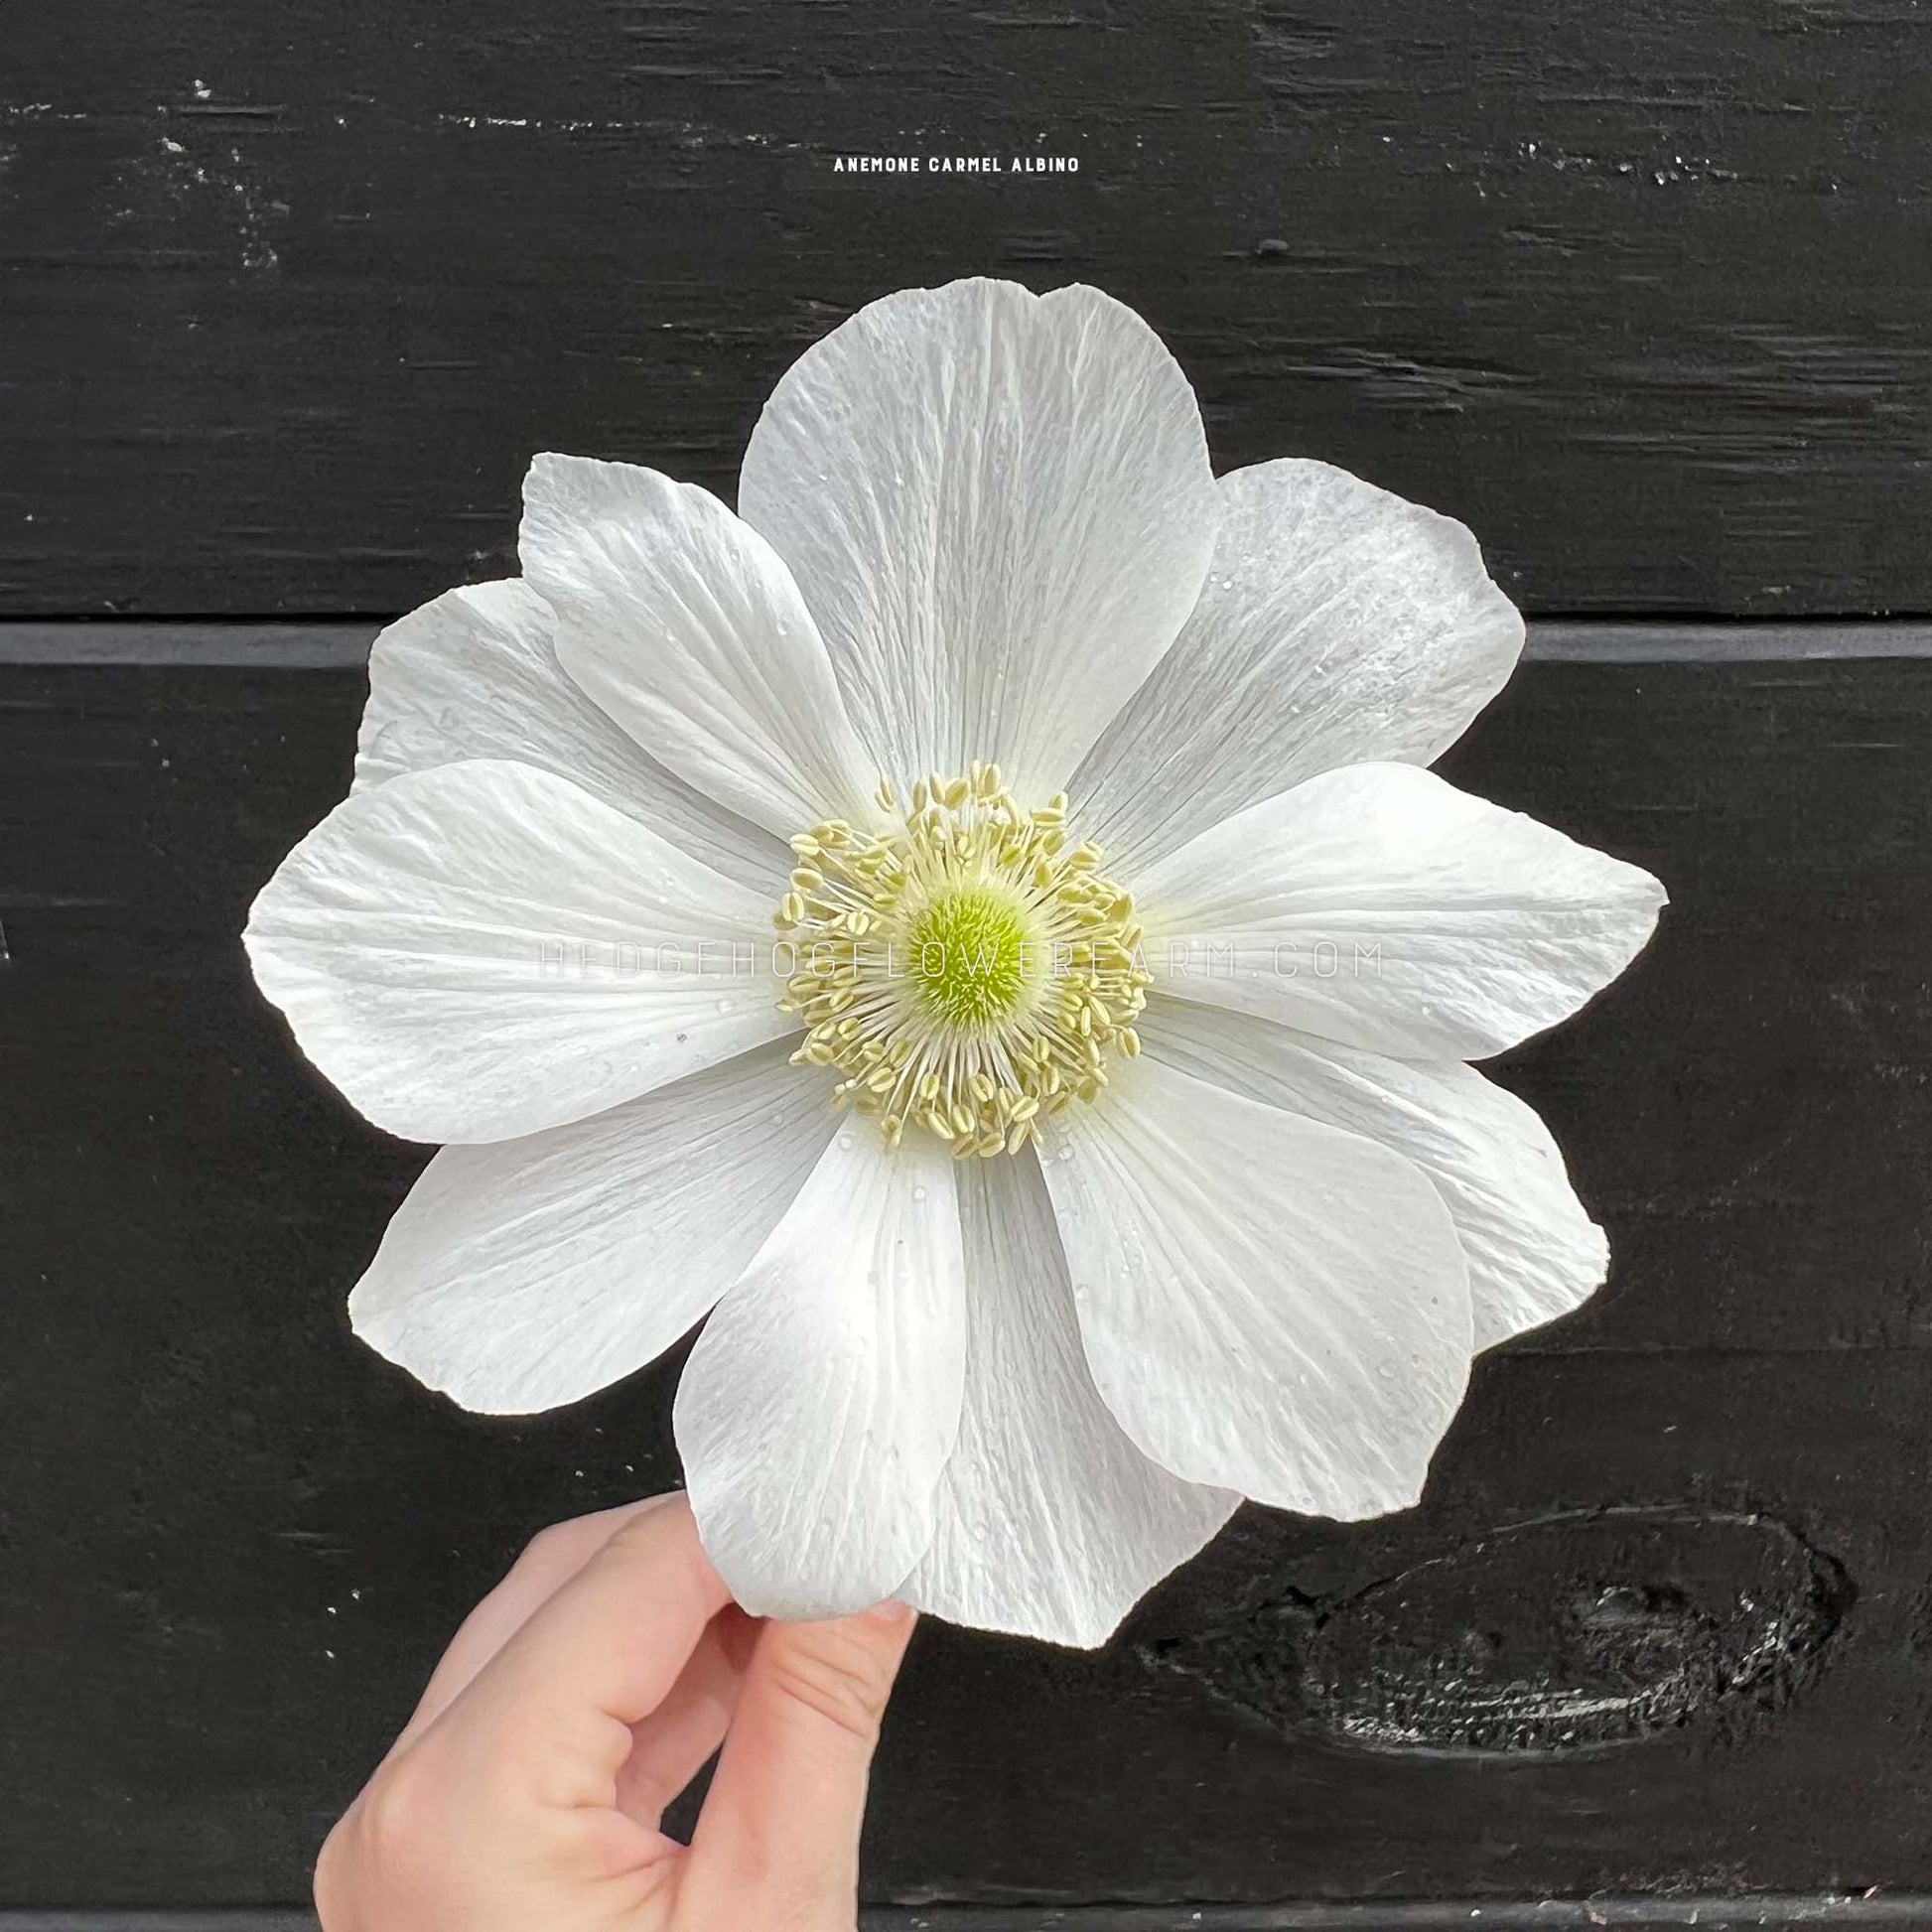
315;1494;917;1931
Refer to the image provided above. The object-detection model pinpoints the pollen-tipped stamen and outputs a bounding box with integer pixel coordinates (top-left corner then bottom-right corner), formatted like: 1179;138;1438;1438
774;763;1148;1157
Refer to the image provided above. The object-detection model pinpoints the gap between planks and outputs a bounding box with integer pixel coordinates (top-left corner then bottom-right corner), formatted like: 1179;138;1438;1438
0;620;1931;669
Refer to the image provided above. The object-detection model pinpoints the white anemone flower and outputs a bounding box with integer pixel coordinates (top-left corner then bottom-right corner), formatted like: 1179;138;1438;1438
245;278;1665;1648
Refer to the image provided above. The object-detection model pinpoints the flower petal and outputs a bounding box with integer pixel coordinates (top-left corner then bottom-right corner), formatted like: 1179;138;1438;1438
1141;999;1608;1351
521;455;880;837
1142;761;1667;1059
244;759;791;1144
353;578;789;895
736;277;1220;801
1071;459;1524;873
903;1155;1239;1648
1040;1055;1472;1518
676;1131;967;1618
348;1041;834;1415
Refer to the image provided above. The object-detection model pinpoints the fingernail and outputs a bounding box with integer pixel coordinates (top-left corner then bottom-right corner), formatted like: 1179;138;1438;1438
862;1597;916;1628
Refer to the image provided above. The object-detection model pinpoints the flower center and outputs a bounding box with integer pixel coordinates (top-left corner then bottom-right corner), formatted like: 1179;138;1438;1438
907;884;1034;1028
774;763;1148;1158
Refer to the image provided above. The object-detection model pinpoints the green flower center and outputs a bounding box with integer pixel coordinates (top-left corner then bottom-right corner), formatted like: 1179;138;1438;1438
906;884;1038;1028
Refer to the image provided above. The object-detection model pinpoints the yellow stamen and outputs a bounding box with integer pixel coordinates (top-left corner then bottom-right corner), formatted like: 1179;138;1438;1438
771;767;1147;1156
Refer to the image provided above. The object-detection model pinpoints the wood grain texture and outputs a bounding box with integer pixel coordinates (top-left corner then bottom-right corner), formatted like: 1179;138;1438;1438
5;1;1932;620
4;645;1931;1910
1149;1504;1853;1755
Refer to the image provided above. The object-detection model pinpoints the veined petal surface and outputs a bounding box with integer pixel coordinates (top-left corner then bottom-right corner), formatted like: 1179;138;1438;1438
354;577;788;895
1142;761;1666;1060
1041;1055;1473;1519
737;277;1220;802
903;1155;1239;1649
244;759;791;1144
1072;459;1523;873
677;1131;967;1619
349;1041;835;1414
1143;999;1609;1351
522;455;880;837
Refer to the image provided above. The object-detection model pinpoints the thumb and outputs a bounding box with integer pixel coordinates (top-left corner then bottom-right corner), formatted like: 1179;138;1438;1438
682;1601;915;1923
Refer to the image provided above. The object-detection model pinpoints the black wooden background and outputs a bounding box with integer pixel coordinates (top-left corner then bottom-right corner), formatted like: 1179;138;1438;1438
6;4;1932;1927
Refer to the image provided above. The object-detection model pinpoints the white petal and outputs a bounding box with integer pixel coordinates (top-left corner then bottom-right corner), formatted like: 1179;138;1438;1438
903;1155;1238;1648
521;456;879;837
354;578;788;895
244;759;791;1144
1041;1055;1472;1518
677;1132;966;1618
1143;761;1667;1060
737;278;1220;801
348;1041;834;1415
1141;999;1608;1351
1071;459;1524;872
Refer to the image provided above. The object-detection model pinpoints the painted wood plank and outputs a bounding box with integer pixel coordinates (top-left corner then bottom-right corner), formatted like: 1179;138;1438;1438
7;1897;1932;1932
4;649;1930;1908
5;2;1932;620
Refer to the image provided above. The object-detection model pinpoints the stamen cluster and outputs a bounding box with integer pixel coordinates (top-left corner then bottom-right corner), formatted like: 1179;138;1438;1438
775;764;1148;1157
